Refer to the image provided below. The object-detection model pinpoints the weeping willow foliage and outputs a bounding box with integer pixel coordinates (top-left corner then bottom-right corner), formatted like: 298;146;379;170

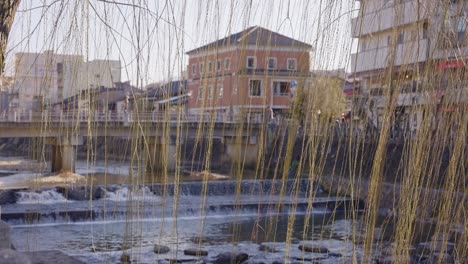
0;0;467;263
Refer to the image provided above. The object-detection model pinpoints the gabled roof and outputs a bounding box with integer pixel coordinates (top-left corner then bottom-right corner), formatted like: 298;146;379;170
186;26;312;54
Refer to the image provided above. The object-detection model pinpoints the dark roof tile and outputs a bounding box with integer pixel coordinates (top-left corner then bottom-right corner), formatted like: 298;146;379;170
186;26;311;54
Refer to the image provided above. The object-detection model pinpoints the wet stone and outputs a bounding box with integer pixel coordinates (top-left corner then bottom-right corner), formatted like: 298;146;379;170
328;252;342;258
0;190;17;204
184;248;208;256
120;253;131;264
290;238;300;244
258;244;278;253
298;244;329;254
154;244;170;254
0;249;32;264
213;252;249;264
165;257;198;263
0;221;11;250
56;186;105;201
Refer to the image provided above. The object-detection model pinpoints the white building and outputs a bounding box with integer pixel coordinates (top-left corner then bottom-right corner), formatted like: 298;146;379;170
351;0;468;131
11;51;121;111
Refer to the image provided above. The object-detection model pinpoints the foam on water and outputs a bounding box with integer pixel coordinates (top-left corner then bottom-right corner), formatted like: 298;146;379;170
16;189;69;204
103;186;159;202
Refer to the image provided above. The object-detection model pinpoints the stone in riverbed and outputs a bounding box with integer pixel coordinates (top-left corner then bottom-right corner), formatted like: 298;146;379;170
184;248;208;256
328;252;342;258
298;244;329;254
154;244;170;254
0;249;32;264
120;253;131;263
0;190;17;205
56;186;105;201
290;238;300;244
258;244;278;253
214;252;249;264
165;258;198;263
0;221;11;250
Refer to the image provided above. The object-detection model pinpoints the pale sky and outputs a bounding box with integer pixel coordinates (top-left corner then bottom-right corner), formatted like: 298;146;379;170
6;0;358;86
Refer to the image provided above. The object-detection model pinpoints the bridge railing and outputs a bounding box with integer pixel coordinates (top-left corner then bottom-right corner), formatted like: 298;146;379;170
0;110;268;124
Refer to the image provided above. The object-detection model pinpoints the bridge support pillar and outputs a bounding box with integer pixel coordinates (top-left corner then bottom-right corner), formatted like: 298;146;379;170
222;136;259;169
49;136;83;173
145;137;176;179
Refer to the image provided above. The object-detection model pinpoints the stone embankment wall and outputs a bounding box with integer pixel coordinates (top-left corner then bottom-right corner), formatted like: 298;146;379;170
0;221;11;249
318;140;464;221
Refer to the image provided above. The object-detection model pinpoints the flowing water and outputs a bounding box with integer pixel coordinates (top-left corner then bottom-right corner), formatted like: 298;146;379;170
0;157;371;263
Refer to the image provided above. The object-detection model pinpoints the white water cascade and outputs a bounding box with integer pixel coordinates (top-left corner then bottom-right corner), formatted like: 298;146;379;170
103;186;159;202
16;189;69;204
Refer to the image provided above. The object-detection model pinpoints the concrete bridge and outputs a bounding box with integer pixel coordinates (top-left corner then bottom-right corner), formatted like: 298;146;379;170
0;111;266;175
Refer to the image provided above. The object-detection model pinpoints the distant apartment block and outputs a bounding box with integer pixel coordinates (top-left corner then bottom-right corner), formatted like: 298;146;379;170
186;26;312;119
351;0;468;130
11;51;121;111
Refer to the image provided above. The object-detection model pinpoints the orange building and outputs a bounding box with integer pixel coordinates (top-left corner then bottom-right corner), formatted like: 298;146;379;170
186;26;312;120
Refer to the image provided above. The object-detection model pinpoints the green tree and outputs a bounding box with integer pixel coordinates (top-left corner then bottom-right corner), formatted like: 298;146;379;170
292;75;346;124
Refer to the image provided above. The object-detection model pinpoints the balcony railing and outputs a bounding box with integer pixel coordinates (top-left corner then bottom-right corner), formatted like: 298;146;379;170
351;0;427;38
350;39;428;73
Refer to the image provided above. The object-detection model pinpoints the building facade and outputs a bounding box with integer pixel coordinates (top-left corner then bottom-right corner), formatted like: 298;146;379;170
186;26;312;120
11;51;121;111
351;0;468;132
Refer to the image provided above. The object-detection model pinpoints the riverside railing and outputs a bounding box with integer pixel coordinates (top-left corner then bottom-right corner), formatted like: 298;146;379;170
0;110;267;124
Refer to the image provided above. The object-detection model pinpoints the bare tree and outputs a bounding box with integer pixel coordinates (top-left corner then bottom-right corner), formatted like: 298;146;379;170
0;0;20;74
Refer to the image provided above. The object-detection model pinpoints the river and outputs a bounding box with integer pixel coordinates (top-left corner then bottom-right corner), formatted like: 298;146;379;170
0;155;373;263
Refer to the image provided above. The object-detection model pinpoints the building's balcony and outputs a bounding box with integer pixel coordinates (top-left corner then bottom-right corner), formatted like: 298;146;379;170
352;0;427;38
432;44;468;61
350;39;428;73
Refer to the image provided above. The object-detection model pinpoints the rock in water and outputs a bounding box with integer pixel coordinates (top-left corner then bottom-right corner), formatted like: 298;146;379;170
154;244;170;254
120;253;131;263
0;221;11;250
290;238;300;244
328;252;342;258
0;249;32;264
0;190;16;205
298;244;329;254
258;244;277;253
184;248;208;256
214;252;249;264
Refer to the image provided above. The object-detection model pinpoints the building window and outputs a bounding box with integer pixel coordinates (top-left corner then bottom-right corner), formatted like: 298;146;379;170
200;63;204;73
456;14;467;33
249;79;263;97
246;56;256;69
198;86;204;98
225;58;231;70
361;40;367;51
272;81;291;96
216;59;221;71
56;63;63;73
233;84;238;95
192;64;196;75
409;29;418;41
287;58;297;70
439;14;467;48
217;83;223;98
423;22;428;39
208;85;214;99
267;57;277;69
208;61;212;72
397;32;404;44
